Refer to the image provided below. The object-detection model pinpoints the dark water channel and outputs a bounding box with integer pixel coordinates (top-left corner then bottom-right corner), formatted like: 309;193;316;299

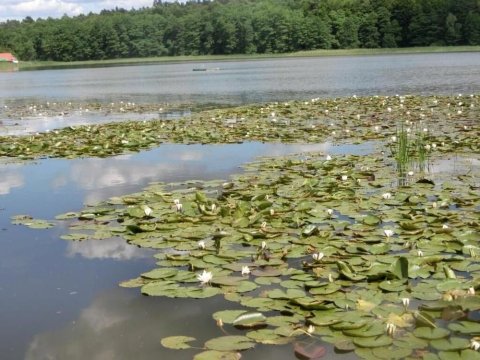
0;53;479;359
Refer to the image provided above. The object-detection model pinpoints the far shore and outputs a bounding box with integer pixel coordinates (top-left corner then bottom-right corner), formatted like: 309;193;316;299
17;45;480;70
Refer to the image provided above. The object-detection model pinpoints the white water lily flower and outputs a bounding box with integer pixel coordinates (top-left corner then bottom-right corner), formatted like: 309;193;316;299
211;203;217;212
417;250;424;257
197;270;213;285
143;206;153;217
326;208;334;216
374;125;380;132
432;143;437;149
326;155;332;161
386;323;396;336
457;110;462;115
442;224;449;229
382;192;392;200
384;229;394;238
175;202;183;212
198;240;206;250
391;135;397;142
408;171;414;176
468;287;476;296
261;241;267;250
402;298;410;309
241;266;251;276
174;199;181;205
471;339;480;351
387;107;392;113
425;144;431;151
312;252;324;262
341;175;348;181
307;325;316;334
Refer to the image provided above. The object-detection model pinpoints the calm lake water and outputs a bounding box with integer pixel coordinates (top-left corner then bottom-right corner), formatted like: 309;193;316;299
0;53;479;359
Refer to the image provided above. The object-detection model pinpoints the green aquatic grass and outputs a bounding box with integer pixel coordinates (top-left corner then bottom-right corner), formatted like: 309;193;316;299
17;46;480;70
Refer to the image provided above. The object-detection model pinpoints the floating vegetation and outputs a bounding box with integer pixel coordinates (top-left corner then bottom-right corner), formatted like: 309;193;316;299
0;95;478;160
7;94;479;358
47;147;480;359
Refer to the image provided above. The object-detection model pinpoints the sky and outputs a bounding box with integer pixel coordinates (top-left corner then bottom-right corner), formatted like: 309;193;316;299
0;0;182;22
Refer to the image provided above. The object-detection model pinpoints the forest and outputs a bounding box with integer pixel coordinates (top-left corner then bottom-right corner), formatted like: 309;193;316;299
0;0;479;62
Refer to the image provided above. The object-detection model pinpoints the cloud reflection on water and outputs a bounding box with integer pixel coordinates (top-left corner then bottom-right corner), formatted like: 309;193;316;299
25;288;224;360
53;143;336;204
66;238;152;261
0;166;24;195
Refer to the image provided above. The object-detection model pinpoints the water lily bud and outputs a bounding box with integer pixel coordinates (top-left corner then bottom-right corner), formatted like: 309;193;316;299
468;287;476;296
197;270;213;285
391;136;397;142
270;208;275;216
386;323;396;336
417;250;424;257
307;325;315;334
326;155;332;161
387;107;392;113
261;241;267;250
341;175;348;181
312;252;324;262
328;273;334;283
143;206;153;217
374;125;380;132
471;339;480;351
382;192;392;200
260;221;267;229
326;208;333;216
241;266;251;276
175;203;183;212
384;229;394;238
198;240;206;250
216;318;224;328
211;203;217;212
442;224;449;229
402;298;410;309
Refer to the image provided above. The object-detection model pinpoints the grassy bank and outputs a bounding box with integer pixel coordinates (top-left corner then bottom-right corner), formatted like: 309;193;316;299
18;45;480;70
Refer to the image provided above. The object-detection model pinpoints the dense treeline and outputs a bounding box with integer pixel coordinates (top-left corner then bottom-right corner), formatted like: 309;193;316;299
0;0;479;61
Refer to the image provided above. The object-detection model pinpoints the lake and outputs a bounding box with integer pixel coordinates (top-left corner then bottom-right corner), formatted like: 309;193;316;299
0;52;479;360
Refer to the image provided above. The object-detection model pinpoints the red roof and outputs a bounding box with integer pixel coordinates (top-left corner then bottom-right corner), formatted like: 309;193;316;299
0;53;17;61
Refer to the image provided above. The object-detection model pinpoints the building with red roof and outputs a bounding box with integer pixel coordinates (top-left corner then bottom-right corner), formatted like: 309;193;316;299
0;53;18;63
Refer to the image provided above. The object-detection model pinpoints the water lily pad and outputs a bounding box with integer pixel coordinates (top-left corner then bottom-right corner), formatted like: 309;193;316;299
205;336;255;351
193;350;242;360
161;335;196;349
233;312;267;328
353;335;393;348
430;337;470;351
413;327;450;340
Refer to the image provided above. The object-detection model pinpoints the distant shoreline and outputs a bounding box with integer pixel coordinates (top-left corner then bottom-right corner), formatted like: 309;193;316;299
17;46;480;70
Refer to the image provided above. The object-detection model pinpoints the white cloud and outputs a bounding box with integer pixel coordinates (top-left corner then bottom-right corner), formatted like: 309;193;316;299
0;0;157;22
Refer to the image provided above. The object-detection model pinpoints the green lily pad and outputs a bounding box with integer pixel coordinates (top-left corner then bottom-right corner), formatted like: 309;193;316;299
413;327;450;340
205;336;255;351
161;335;196;349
